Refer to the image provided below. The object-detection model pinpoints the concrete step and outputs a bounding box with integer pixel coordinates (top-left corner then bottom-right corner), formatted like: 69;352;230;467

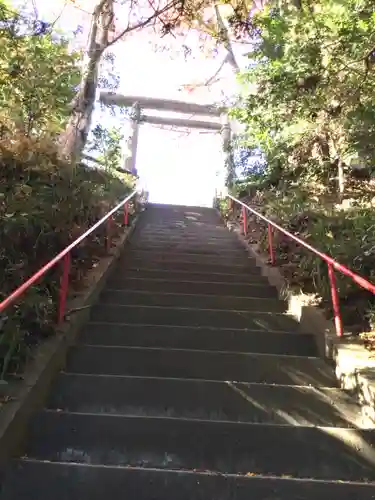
119;258;260;276
130;238;242;249
49;374;361;427
133;233;239;243
127;244;246;256
22;412;375;481
3;461;375;500
80;324;318;355
106;276;278;298
66;345;336;386
108;268;272;285
122;251;252;267
127;246;248;259
99;290;286;313
138;222;225;229
131;225;236;234
90;303;298;331
141;207;221;220
138;221;225;229
139;219;224;224
143;204;220;217
137;225;231;233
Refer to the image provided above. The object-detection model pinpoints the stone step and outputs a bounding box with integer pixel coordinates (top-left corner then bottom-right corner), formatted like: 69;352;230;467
138;221;224;229
80;324;318;356
137;222;225;230
134;224;232;233
66;345;335;386
132;233;239;242
99;290;286;313
141;208;221;220
90;303;298;331
21;412;375;481
108;268;271;285
122;251;252;267
118;258;260;276
127;246;248;259
49;374;361;427
130;238;242;249
136;224;231;232
144;204;220;217
3;461;375;500
121;252;254;267
106;276;278;298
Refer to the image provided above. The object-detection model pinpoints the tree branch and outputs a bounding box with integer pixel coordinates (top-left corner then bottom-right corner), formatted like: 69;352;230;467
105;0;180;50
214;3;239;71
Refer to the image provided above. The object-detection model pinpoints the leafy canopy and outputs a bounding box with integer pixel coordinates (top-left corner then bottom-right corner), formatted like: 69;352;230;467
232;0;375;186
0;0;80;136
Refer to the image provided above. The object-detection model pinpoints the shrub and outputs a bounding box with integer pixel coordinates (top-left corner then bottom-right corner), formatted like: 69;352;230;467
0;136;134;377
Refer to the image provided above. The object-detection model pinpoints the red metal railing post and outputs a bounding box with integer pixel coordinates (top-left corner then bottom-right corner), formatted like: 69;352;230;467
229;197;234;217
106;215;112;252
124;202;129;226
328;263;343;337
58;252;71;324
242;206;247;236
0;191;136;318
268;223;275;265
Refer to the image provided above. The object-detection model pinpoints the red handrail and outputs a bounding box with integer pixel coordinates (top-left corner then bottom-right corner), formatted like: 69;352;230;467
228;194;375;337
0;190;137;323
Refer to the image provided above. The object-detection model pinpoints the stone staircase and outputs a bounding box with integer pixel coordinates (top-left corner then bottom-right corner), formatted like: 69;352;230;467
2;203;375;499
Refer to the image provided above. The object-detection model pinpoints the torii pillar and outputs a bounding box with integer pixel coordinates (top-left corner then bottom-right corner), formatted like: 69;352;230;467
100;92;232;184
123;102;141;176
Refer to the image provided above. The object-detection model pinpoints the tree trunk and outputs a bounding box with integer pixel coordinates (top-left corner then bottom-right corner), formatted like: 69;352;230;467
58;0;114;167
214;4;240;73
337;157;345;197
329;137;345;197
214;4;240;187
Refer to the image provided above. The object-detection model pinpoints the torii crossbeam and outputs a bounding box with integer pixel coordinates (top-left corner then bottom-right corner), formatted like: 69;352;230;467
99;92;231;175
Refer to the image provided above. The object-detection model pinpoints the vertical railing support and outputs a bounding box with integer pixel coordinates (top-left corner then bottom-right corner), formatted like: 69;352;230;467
268;223;275;265
328;263;343;337
106;215;113;252
242;206;247;236
228;198;233;218
58;252;71;324
124;202;129;226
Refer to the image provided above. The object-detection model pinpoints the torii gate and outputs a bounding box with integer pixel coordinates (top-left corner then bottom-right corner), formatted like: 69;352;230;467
100;92;232;178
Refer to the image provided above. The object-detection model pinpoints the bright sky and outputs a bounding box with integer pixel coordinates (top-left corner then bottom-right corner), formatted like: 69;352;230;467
13;0;245;206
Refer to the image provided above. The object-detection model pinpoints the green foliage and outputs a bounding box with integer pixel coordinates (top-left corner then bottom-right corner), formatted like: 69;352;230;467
228;183;375;331
228;0;375;332
232;0;375;188
0;137;133;378
0;0;80;136
89;124;124;172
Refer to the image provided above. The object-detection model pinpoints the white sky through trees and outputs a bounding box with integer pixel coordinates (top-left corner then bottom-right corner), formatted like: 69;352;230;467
11;0;245;205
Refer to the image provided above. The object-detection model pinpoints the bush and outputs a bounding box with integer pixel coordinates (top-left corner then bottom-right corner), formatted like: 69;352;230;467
222;182;375;333
0;136;134;377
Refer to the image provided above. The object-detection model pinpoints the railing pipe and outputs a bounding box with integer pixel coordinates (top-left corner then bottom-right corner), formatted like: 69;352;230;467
124;202;129;226
328;263;344;337
58;252;71;324
228;194;375;295
268;223;275;265
0;191;137;317
106;215;113;252
242;206;247;236
228;194;375;337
